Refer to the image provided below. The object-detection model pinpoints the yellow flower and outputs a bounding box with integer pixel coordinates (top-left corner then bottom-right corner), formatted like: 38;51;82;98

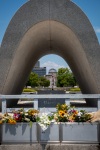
69;115;75;121
28;109;39;116
64;110;67;113
59;110;65;117
62;104;67;109
8;119;16;124
0;120;2;124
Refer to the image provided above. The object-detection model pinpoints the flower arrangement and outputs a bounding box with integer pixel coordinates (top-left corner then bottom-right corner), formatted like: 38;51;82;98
0;108;39;124
0;113;16;124
36;112;53;130
53;103;92;122
0;103;92;129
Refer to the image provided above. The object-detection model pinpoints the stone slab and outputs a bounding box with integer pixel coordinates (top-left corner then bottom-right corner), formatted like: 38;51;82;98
0;144;100;150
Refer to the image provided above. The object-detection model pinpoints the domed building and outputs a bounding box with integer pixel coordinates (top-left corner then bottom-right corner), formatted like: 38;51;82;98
46;68;57;89
48;68;57;75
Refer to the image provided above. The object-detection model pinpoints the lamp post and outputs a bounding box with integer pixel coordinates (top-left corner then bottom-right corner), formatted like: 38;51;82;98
51;74;54;90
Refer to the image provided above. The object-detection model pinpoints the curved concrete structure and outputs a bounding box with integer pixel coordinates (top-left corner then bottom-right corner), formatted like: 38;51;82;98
0;0;100;107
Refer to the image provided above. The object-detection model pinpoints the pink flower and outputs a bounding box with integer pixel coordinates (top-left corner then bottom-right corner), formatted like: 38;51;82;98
13;113;22;121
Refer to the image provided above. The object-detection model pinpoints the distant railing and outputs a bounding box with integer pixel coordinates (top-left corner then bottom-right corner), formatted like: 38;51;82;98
0;94;100;113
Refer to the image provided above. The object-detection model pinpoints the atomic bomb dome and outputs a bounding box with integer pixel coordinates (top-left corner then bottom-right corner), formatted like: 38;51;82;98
48;68;57;74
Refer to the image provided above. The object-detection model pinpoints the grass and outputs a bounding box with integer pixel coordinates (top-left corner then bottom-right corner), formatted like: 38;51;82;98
23;88;36;93
70;87;81;92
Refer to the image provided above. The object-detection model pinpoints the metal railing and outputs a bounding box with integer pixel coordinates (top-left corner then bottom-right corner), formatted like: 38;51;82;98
0;94;100;113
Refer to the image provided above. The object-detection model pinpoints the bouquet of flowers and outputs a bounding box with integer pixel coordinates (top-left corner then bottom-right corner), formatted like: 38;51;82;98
0;108;39;125
53;103;92;122
13;108;39;122
36;108;54;131
0;113;16;124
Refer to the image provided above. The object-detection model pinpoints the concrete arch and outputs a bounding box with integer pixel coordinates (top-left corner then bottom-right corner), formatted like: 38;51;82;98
0;0;100;107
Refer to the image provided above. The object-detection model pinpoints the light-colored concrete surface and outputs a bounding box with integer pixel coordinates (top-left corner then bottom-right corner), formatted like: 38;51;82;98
0;144;100;150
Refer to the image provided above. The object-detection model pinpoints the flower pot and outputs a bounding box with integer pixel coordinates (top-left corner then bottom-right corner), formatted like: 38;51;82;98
1;123;37;144
61;122;100;144
37;123;60;143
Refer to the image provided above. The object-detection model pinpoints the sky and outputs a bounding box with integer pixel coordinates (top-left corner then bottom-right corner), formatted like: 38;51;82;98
0;0;100;74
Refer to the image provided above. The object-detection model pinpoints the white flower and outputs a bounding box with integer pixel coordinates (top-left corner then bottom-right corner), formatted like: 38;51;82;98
24;117;30;122
25;113;28;116
37;112;52;131
77;112;82;117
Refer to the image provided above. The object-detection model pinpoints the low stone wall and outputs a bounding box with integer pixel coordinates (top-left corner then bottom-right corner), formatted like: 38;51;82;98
0;144;100;150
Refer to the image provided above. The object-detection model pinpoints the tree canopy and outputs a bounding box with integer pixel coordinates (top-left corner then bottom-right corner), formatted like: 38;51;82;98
26;72;50;87
39;76;50;87
57;68;76;87
26;72;39;87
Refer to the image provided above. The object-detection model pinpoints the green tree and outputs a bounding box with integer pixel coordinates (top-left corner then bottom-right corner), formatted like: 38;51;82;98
39;76;50;87
57;68;76;87
26;72;39;87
